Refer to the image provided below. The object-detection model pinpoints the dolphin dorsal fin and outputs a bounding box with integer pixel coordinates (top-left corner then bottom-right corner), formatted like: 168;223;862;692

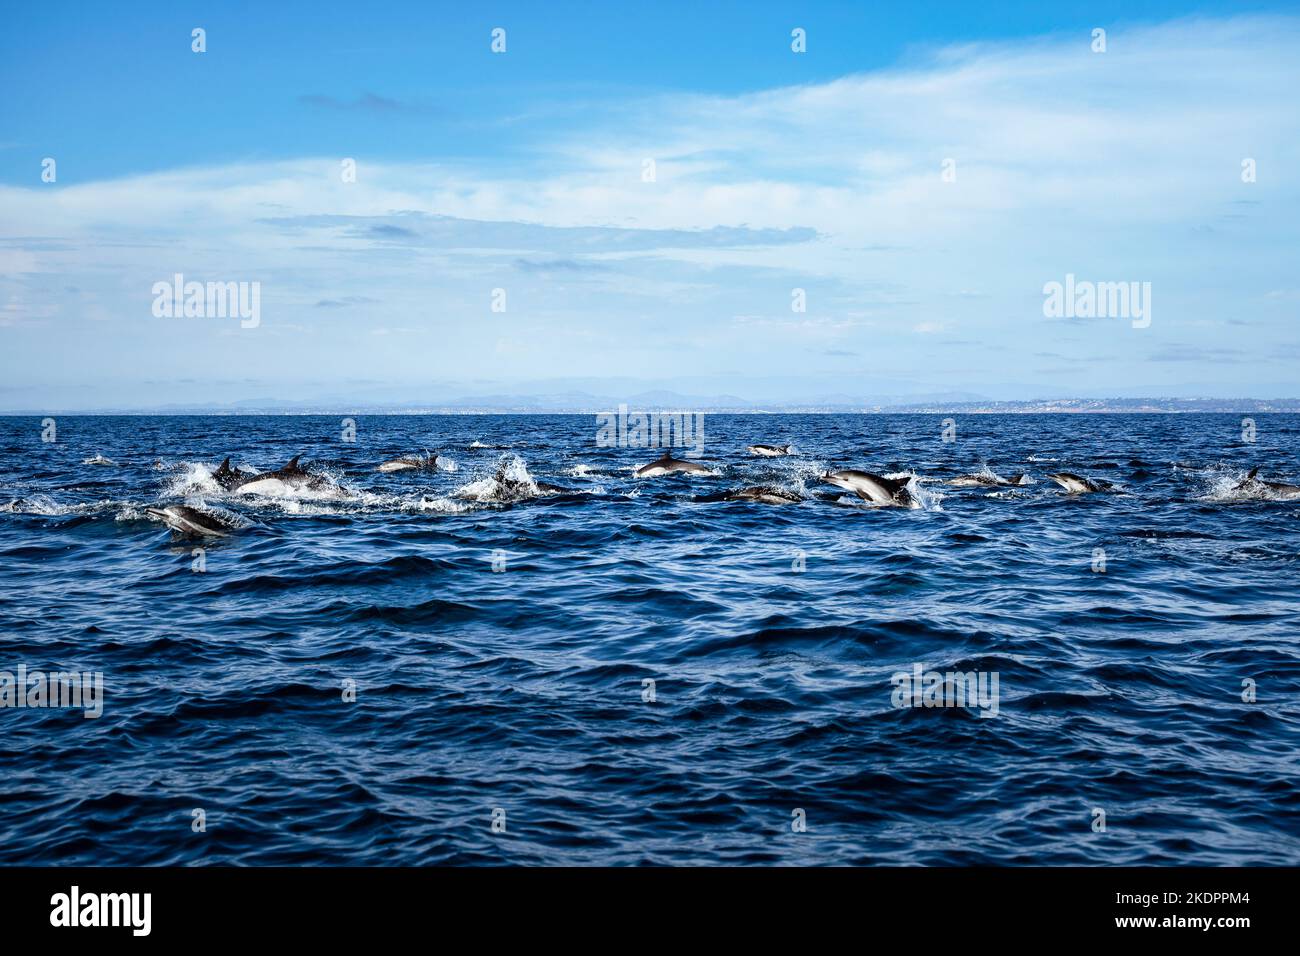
285;455;301;470
218;457;231;471
880;473;909;493
1247;467;1259;480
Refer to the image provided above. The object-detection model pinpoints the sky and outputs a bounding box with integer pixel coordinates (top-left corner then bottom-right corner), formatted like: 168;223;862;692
1;0;1298;410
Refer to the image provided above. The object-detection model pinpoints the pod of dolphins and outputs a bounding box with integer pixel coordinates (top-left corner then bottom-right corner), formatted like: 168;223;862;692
44;443;1300;537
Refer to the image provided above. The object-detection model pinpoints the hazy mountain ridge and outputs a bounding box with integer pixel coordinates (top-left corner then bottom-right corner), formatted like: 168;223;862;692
7;395;1300;415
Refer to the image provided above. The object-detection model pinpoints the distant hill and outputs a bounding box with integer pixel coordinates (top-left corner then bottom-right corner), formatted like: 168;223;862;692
7;396;1300;415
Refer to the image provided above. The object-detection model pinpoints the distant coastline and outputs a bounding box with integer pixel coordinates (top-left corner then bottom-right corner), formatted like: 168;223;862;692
5;398;1300;416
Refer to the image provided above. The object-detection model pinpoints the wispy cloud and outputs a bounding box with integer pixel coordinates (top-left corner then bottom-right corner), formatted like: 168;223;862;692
260;212;819;252
1146;344;1250;364
298;92;429;114
514;258;609;274
314;296;379;308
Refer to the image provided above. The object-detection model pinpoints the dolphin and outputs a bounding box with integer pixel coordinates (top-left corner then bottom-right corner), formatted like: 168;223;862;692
634;452;712;477
696;486;802;505
82;455;116;466
232;456;347;498
821;469;916;507
1047;472;1114;494
947;471;1028;488
1233;467;1300;500
487;464;569;500
746;444;793;457
211;457;249;490
146;505;237;537
377;453;438;473
1233;466;1262;489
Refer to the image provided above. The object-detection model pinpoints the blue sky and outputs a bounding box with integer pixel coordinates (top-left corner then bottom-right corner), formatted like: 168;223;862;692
2;0;1298;409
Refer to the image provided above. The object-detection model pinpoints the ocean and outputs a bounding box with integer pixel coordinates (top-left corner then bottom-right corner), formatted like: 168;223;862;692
1;413;1297;865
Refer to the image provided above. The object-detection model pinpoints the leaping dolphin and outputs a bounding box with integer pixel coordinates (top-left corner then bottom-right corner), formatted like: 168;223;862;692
634;452;712;477
746;444;793;457
696;486;802;505
377;453;438;473
1233;467;1300;500
146;505;237;537
1047;472;1114;494
821;469;916;507
231;456;347;498
947;471;1028;487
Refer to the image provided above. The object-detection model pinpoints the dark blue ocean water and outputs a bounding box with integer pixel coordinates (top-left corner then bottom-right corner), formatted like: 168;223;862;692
1;413;1298;865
